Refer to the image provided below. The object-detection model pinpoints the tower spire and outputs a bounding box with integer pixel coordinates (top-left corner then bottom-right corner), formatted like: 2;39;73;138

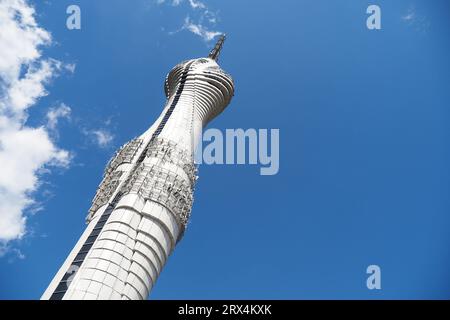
208;34;226;61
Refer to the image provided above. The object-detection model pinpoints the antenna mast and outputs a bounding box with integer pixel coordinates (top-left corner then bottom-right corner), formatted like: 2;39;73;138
208;34;226;61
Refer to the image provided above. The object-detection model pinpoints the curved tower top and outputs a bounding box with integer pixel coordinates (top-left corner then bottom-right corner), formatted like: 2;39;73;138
164;35;234;125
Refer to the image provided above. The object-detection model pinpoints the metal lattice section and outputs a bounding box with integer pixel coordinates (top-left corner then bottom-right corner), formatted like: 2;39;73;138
107;138;143;172
145;138;197;186
87;170;123;218
87;138;143;221
122;162;194;228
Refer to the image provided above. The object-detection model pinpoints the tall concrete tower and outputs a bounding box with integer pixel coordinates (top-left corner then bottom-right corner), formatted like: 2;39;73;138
42;36;234;300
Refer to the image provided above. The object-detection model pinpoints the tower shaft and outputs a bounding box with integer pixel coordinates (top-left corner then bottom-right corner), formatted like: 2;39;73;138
42;41;234;300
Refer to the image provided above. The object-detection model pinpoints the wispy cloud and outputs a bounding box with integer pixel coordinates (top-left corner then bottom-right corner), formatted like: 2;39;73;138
83;128;114;148
156;0;221;42
92;129;114;148
46;103;71;130
182;16;221;42
402;11;414;22
0;243;25;261
187;0;206;10
64;63;76;74
401;6;430;33
0;0;71;248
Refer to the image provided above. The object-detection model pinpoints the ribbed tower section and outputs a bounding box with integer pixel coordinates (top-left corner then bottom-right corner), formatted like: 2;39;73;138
42;36;234;300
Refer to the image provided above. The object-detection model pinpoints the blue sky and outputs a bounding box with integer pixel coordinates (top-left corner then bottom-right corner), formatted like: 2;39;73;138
0;0;449;299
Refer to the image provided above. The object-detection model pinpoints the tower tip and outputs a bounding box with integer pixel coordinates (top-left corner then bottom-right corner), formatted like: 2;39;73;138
208;34;226;61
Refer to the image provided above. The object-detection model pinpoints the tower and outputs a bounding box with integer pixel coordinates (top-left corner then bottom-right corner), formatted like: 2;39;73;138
42;36;234;300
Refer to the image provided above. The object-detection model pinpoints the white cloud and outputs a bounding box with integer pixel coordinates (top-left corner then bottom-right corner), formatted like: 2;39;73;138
402;7;416;22
156;0;221;42
157;0;182;6
5;60;61;114
188;0;206;10
46;103;71;130
0;0;71;246
92;130;114;147
401;6;430;33
84;129;114;148
0;0;51;83
0;243;25;261
159;0;205;9
182;16;221;42
0;125;70;242
64;63;76;74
